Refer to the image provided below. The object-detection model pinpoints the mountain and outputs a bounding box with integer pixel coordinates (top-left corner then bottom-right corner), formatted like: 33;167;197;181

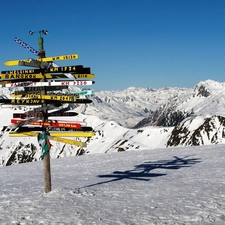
0;85;188;128
1;79;225;166
167;115;225;146
134;79;225;147
134;79;225;128
71;86;189;128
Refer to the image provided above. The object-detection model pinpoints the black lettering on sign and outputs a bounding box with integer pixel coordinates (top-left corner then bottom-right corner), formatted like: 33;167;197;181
31;99;39;104
64;96;72;101
63;56;70;60
34;99;44;104
63;66;76;72
52;57;60;60
26;94;40;98
50;96;57;100
76;74;88;78
9;74;38;79
63;55;77;60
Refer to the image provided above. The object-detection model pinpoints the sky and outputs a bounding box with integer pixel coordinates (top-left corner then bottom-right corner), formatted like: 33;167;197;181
0;144;225;224
1;0;225;91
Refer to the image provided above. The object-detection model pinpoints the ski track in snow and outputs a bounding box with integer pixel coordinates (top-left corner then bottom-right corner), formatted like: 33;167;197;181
0;145;225;224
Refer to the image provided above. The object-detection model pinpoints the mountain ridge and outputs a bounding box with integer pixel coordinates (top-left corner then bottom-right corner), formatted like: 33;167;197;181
1;79;225;166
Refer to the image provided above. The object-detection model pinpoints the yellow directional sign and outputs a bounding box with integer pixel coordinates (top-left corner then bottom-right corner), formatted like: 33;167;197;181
0;98;92;105
9;131;95;137
8;131;87;146
4;54;79;66
12;93;77;102
52;137;86;146
0;73;95;80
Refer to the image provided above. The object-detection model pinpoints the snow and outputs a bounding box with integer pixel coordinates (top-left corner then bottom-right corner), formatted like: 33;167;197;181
0;145;225;224
176;80;225;117
0;108;174;163
183;116;205;132
1;80;225;223
2;79;225;165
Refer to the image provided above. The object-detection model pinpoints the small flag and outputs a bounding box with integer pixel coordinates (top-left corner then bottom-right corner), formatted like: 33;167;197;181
37;133;52;159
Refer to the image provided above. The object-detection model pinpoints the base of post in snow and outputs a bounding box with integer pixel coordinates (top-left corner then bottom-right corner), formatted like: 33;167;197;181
43;151;51;193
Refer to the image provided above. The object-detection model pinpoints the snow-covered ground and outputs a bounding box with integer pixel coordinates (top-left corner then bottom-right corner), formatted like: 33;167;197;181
0;144;225;224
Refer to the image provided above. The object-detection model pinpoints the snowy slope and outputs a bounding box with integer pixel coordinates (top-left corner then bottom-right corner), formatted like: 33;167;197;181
0;110;173;166
0;144;225;224
1;79;225;166
177;79;225;116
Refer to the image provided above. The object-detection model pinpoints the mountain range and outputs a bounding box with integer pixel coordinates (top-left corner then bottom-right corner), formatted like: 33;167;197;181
1;79;225;166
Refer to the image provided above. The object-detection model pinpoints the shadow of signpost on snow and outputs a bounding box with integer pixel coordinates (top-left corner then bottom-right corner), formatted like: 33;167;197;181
83;155;201;188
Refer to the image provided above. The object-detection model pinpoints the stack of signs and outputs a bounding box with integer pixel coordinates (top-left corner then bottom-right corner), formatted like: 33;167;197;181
0;52;95;149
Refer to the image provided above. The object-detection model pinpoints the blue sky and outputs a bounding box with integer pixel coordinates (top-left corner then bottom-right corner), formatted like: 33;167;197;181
1;0;225;91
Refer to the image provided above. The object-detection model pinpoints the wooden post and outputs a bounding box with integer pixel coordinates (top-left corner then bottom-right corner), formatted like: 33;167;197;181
38;33;51;193
43;148;51;193
42;75;52;193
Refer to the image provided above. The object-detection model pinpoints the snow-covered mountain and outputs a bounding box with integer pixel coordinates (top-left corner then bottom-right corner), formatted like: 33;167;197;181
135;79;225;128
0;85;188;128
167;115;225;146
71;86;189;128
1;79;225;167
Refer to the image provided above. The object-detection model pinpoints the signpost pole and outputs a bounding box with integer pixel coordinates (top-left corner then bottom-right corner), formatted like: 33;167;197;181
32;30;51;193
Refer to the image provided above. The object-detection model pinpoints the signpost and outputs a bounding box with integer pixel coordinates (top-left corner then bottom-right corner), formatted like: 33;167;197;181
0;31;95;193
36;30;51;193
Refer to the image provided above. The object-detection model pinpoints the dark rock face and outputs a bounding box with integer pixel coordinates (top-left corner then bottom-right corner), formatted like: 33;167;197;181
5;142;38;166
193;84;211;97
167;116;225;147
134;105;192;128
